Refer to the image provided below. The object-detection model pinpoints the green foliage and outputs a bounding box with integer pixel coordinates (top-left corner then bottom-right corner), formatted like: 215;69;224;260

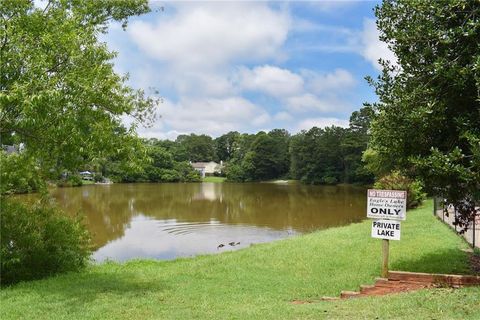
222;114;373;184
225;130;290;182
0;152;44;194
105;140;202;183
367;0;480;229
291;127;354;184
173;134;216;162
224;163;245;182
374;171;426;209
93;173;103;182
214;131;240;161
0;0;154;173
290;106;374;185
57;174;83;187
173;161;202;182
0;198;91;286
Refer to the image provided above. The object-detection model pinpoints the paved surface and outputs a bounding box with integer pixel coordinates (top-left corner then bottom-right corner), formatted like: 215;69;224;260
435;205;480;248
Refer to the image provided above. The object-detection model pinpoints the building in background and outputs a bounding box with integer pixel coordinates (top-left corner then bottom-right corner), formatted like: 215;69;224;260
190;161;223;178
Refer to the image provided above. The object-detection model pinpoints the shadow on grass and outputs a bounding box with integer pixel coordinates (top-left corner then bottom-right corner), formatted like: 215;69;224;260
2;267;169;308
391;248;471;275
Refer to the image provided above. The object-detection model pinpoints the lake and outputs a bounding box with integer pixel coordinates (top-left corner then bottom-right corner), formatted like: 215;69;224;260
26;183;367;261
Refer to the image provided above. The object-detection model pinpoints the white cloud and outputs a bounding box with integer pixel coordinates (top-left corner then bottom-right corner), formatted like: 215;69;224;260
128;3;290;69
290;18;397;72
286;94;337;113
296;117;350;131
273;111;293;122
108;4;372;138
235;66;355;114
302;68;356;94
360;19;397;71
171;70;237;97
137;97;271;139
236;65;304;98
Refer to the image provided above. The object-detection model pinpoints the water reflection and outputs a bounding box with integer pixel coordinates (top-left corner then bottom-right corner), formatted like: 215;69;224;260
20;183;367;261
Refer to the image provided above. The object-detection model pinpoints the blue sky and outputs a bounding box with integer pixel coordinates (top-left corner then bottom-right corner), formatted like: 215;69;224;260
104;1;395;139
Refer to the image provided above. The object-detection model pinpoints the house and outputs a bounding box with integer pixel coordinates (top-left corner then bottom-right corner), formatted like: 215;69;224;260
190;161;223;178
79;171;94;181
2;145;19;154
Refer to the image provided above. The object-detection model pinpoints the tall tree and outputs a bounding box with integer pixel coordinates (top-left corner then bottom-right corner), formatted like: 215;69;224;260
367;0;480;229
0;0;155;174
242;131;288;181
174;134;216;162
214;131;240;162
342;105;375;183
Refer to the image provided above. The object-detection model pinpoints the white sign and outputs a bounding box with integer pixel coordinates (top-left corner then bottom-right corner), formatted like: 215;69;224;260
371;219;401;240
367;189;407;221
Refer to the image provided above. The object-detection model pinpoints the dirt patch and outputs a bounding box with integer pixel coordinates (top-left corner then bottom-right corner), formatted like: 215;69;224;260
290;300;313;305
470;252;480;274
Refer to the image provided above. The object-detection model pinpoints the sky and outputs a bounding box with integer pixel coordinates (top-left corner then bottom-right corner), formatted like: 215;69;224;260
103;0;396;140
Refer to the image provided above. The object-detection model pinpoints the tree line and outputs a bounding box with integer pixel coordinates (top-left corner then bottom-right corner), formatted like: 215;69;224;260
97;105;374;185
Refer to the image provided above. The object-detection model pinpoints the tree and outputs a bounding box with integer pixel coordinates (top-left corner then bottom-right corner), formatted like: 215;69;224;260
214;131;240;162
0;0;155;174
0;0;155;283
174;134;216;162
224;130;290;182
367;0;480;229
342;105;375;183
290;126;345;184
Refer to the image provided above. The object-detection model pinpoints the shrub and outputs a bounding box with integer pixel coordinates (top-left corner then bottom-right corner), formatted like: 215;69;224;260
322;176;338;185
57;174;83;187
374;171;426;209
0;152;44;195
93;173;103;182
183;169;201;182
0;198;91;286
174;162;201;182
225;163;245;182
159;168;181;182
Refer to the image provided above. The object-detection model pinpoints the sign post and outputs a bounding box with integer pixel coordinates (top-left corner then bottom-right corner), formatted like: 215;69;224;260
382;239;389;278
367;189;407;278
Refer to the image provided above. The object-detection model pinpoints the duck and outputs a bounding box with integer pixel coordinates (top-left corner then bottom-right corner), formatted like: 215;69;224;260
217;244;225;249
228;242;236;246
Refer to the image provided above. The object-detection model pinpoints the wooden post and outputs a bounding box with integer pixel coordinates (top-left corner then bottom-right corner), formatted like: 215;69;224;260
382;239;389;278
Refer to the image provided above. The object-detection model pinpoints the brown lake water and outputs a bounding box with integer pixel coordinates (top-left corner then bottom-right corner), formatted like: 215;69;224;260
21;183;367;262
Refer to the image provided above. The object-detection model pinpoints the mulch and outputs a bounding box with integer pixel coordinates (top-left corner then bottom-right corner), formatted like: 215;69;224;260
470;252;480;274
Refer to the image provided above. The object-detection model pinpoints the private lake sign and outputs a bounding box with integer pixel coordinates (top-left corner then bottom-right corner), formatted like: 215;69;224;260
371;219;401;240
367;189;407;221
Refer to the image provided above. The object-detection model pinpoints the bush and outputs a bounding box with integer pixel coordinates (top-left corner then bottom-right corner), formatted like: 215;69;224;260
374;171;426;209
57;174;83;187
322;176;338;185
174;162;201;182
225;163;245;182
0;152;44;195
0;198;91;286
159;168;181;182
93;173;103;182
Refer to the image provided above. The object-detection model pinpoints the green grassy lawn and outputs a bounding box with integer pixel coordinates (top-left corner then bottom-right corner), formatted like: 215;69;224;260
1;201;479;319
202;176;226;183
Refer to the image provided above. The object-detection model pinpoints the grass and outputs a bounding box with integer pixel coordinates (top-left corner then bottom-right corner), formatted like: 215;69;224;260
202;176;226;183
1;200;479;319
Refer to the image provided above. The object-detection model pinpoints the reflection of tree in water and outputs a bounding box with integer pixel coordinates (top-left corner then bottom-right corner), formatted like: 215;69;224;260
49;183;366;249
